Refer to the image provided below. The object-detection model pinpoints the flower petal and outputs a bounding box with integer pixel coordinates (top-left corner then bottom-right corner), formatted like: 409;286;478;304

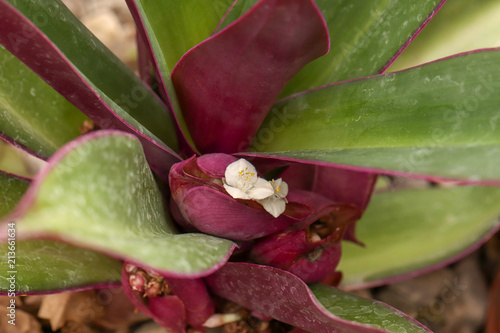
260;197;286;218
273;178;289;198
247;178;275;200
223;184;252;200
224;158;258;187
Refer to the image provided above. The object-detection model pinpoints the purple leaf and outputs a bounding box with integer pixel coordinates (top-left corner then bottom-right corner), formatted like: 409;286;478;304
171;0;329;154
207;263;431;332
285;190;361;231
280;164;376;211
196;153;239;178
148;297;186;333
311;167;376;212
136;30;154;86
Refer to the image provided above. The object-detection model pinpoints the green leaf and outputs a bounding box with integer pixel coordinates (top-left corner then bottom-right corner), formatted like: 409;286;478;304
215;0;259;32
0;141;42;178
389;0;500;71
253;49;500;181
0;173;120;293
4;132;234;277
0;240;122;293
2;0;178;152
338;186;500;288
0;45;88;158
0;171;29;218
309;283;430;332
281;0;446;96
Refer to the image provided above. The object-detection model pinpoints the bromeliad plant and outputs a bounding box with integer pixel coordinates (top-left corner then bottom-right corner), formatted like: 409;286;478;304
1;0;500;331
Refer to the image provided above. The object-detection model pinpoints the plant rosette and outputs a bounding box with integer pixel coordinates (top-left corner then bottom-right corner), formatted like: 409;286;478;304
2;0;500;332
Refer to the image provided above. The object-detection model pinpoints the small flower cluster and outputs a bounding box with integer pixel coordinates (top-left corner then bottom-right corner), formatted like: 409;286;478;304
125;263;171;298
223;159;289;218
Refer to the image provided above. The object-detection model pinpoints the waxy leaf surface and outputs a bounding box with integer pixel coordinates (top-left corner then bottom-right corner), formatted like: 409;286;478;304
207;263;430;332
308;284;429;332
0;172;122;293
0;171;29;218
338;186;500;289
282;0;447;95
0;46;87;158
0;240;122;294
253;49;500;182
0;131;235;277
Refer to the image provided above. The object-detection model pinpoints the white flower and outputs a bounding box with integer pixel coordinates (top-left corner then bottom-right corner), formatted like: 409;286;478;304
258;178;289;218
223;159;289;218
223;159;274;200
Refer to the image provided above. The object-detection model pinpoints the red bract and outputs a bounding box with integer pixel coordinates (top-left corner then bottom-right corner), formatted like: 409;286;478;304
251;229;343;283
169;149;364;284
170;155;304;240
250;202;360;283
170;154;362;241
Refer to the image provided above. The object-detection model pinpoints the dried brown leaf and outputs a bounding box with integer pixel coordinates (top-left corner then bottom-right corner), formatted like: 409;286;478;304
0;306;42;333
38;291;105;331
